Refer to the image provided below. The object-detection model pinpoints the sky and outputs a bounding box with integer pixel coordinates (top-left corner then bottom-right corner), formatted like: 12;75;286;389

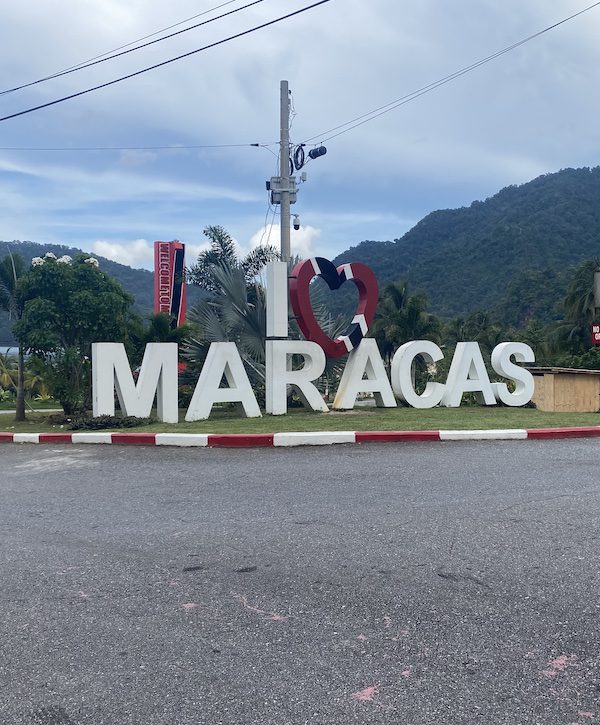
0;0;599;271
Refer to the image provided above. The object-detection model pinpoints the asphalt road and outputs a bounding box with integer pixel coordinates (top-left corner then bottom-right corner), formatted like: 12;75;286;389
1;440;600;725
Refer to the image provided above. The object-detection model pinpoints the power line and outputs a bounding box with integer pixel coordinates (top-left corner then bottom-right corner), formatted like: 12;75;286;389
58;0;242;66
0;0;332;124
0;0;266;96
302;0;600;145
4;0;241;88
0;143;277;152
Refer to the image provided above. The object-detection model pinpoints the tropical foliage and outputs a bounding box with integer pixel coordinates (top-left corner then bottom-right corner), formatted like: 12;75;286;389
14;253;136;414
0;240;205;346
548;258;600;353
371;282;440;368
187;225;279;292
0;251;27;419
183;240;347;405
0;352;51;403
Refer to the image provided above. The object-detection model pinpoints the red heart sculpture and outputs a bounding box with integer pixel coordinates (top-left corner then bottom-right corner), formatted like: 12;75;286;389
289;257;379;358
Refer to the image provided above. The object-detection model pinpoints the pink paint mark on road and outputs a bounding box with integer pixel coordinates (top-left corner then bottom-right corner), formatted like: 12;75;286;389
351;685;379;702
231;593;289;622
181;602;198;611
401;667;413;679
578;713;594;719
78;591;89;600
357;634;368;641
542;654;577;678
383;616;392;628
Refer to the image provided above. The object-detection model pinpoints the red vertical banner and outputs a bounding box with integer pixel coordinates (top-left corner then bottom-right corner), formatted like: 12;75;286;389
153;241;186;327
592;324;600;345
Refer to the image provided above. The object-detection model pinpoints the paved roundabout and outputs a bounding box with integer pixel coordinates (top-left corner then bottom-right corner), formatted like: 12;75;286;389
2;439;599;724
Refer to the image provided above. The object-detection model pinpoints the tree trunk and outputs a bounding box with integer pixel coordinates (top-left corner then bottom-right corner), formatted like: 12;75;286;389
14;345;26;422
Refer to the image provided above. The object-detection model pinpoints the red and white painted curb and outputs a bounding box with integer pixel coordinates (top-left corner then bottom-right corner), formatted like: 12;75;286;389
2;427;600;447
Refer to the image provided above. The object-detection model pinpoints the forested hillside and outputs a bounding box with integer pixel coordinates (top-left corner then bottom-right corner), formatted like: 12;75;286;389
4;166;600;345
334;166;600;321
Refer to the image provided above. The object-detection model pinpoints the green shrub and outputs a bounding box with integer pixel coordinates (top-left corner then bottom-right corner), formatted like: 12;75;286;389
69;415;155;430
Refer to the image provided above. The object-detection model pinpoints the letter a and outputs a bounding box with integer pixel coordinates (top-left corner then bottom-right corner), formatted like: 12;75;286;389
185;342;261;421
441;342;496;407
333;338;396;410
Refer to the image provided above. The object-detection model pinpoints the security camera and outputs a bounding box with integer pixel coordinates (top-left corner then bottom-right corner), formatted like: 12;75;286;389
292;214;300;230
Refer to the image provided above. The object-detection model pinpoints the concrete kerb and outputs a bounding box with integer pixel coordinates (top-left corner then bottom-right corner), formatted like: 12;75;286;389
1;427;600;447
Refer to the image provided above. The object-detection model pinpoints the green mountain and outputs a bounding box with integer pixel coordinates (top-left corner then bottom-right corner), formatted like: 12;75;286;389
4;166;599;345
0;241;204;346
334;166;600;324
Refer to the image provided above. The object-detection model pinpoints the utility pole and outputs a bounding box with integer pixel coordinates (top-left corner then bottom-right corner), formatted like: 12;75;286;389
279;79;291;262
265;81;292;412
266;80;292;343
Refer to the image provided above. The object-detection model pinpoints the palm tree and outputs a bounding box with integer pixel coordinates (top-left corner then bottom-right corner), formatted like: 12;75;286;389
182;253;347;406
550;258;600;354
182;265;268;397
187;225;279;292
0;352;50;403
371;282;440;369
0;251;26;421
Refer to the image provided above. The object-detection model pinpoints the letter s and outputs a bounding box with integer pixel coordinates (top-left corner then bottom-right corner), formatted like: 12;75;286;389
491;342;535;407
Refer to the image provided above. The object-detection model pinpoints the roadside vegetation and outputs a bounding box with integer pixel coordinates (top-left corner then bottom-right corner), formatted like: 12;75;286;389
2;226;600;429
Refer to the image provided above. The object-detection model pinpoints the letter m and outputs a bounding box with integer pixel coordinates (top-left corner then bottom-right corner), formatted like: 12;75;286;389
92;343;178;423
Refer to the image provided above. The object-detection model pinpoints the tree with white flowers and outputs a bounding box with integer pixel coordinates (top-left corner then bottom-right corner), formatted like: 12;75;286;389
15;252;135;414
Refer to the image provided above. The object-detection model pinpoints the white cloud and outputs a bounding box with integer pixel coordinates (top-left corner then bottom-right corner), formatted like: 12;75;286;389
92;239;154;269
2;0;600;264
0;155;260;205
249;224;321;259
92;238;209;270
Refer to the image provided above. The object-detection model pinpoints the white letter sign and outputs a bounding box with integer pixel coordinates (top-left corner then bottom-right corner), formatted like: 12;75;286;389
491;342;535;406
391;340;446;409
185;342;261;421
333;338;396;410
92;342;178;423
265;340;328;415
442;342;496;407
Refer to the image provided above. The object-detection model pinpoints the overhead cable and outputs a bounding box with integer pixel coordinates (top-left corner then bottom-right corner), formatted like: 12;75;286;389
0;143;277;152
0;0;266;96
302;0;600;145
0;0;332;124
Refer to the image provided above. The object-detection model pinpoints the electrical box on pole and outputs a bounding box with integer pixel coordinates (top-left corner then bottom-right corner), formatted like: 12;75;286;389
267;176;297;205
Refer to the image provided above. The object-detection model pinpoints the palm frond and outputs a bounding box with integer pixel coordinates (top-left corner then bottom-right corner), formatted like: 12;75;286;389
242;245;279;283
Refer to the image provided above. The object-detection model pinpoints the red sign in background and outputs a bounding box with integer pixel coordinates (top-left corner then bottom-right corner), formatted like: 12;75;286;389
592;324;600;346
153;241;186;327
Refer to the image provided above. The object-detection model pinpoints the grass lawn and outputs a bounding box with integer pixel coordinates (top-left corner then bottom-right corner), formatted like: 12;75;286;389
1;405;599;434
0;397;61;411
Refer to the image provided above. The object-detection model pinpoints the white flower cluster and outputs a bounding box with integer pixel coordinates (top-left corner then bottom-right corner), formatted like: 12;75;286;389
31;253;98;268
33;253;56;265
